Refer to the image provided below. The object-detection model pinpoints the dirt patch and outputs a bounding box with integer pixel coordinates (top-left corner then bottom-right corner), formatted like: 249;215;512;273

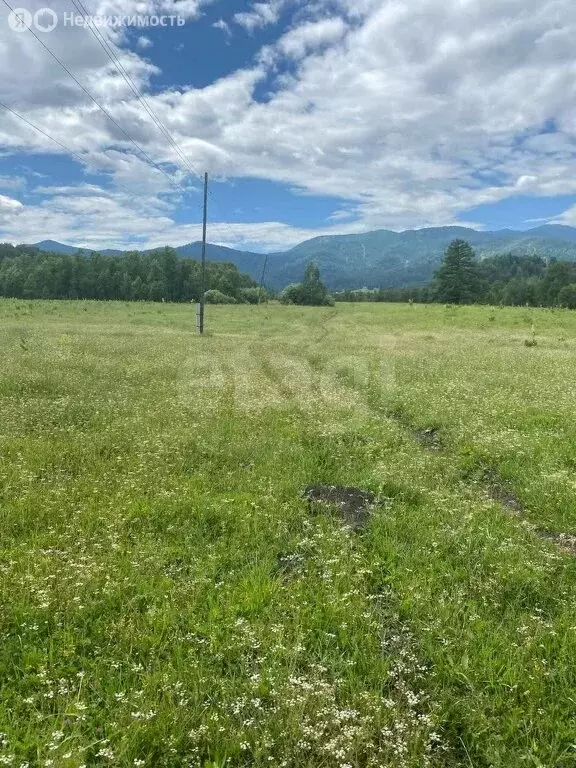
414;427;444;452
387;409;445;452
302;484;376;531
537;530;576;556
480;468;576;555
482;468;525;517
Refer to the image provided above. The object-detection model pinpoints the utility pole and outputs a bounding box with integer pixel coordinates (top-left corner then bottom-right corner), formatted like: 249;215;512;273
198;172;208;335
258;253;268;305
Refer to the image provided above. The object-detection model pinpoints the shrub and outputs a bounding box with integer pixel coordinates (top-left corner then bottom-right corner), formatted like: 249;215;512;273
279;283;304;304
239;287;268;304
204;289;237;304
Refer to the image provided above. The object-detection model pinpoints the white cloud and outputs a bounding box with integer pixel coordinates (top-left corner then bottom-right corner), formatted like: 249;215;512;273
234;1;282;32
550;205;576;226
136;36;153;49
0;178;362;251
2;0;576;248
0;175;26;191
0;194;23;213
212;18;232;37
277;17;347;59
0;194;24;225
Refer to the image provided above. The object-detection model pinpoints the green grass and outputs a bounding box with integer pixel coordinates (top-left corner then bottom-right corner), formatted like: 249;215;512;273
2;299;576;768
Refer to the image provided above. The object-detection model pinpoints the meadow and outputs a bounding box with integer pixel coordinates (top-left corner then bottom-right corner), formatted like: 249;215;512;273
1;299;576;768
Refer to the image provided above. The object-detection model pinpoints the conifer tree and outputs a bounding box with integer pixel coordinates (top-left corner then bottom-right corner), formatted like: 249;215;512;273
434;239;485;304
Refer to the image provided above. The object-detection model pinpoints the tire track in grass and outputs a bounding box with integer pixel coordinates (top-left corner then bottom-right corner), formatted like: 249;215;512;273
202;307;576;765
295;346;576;765
286;321;576;560
386;401;576;558
229;334;458;765
174;322;455;766
474;464;576;556
255;350;473;765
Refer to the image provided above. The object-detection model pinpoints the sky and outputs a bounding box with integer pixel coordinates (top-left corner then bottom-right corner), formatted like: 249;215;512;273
1;0;576;252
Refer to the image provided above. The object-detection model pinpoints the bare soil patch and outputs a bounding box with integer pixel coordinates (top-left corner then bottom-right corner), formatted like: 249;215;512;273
482;468;525;517
480;468;576;555
537;530;576;556
302;484;377;530
387;408;445;452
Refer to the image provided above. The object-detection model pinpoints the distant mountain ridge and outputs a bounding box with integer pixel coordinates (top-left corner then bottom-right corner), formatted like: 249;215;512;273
26;224;576;290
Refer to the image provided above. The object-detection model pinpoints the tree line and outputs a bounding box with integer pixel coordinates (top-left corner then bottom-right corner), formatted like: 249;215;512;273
4;239;576;308
334;240;576;308
0;244;262;303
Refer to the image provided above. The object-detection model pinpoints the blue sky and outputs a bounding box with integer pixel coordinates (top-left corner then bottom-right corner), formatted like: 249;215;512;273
138;1;283;91
1;0;576;252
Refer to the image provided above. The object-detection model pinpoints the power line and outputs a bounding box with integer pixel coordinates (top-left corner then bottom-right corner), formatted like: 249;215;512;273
5;0;251;247
2;1;254;254
1;0;187;193
68;0;203;182
0;99;269;287
70;0;256;252
0;99;87;165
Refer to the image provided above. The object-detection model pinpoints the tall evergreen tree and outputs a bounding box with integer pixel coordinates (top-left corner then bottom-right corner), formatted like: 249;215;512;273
434;239;485;304
301;262;329;305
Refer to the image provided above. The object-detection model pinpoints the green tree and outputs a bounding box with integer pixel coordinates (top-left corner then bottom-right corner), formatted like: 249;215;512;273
541;260;576;305
22;269;41;298
279;283;304;304
279;262;332;306
214;263;241;297
157;247;179;301
239;287;267;304
301;262;329;305
558;284;576;309
434;240;486;304
131;276;146;300
502;277;540;306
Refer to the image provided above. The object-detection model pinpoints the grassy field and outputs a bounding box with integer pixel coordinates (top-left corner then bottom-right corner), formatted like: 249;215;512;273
2;299;576;768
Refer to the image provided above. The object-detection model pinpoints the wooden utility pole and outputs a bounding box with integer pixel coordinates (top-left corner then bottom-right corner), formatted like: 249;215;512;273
198;172;208;334
258;253;268;305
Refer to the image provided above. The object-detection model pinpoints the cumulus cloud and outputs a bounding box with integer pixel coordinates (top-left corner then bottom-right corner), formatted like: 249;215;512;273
277;17;347;59
136;36;153;49
2;0;576;248
234;1;283;32
0;178;360;251
0;194;23;212
0;194;24;226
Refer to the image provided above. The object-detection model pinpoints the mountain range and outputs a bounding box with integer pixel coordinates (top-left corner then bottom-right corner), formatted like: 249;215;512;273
27;224;576;290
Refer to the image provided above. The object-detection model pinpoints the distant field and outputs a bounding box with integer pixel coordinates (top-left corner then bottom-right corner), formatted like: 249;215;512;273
2;299;576;767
